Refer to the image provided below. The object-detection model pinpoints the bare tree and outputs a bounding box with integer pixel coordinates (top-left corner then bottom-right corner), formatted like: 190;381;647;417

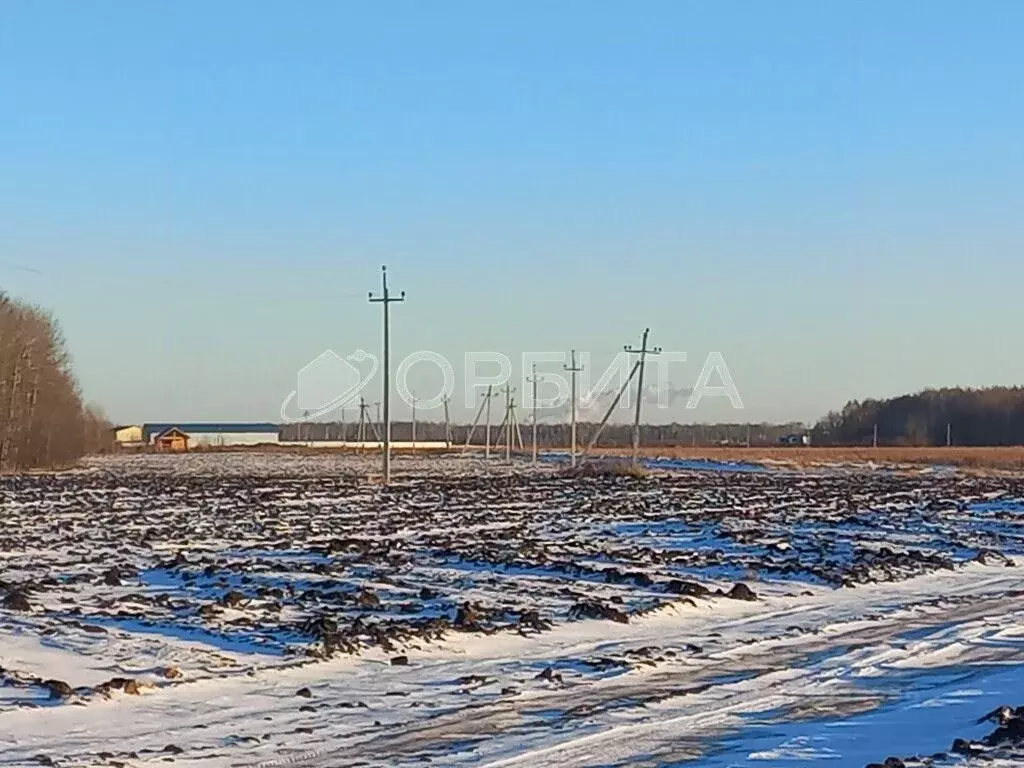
0;293;109;470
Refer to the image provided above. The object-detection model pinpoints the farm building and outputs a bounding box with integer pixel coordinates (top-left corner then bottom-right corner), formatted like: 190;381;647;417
153;427;189;452
145;423;280;448
113;423;281;450
112;424;145;448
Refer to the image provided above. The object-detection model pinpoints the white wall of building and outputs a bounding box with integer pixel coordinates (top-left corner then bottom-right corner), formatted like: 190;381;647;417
179;432;281;447
114;425;143;444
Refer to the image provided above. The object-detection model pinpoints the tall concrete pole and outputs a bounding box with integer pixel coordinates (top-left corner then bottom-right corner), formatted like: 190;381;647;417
624;328;661;466
484;384;493;459
582;360;640;458
443;396;451;448
464;391;488;450
564;350;583;468
368;265;405;485
501;383;515;463
527;363;542;465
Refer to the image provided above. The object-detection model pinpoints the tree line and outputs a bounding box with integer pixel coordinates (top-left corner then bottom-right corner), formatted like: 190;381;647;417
284;387;1024;448
0;293;110;470
280;420;809;447
811;387;1024;446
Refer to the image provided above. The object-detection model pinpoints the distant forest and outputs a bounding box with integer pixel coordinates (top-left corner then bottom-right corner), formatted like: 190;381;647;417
0;294;109;470
811;387;1024;446
282;388;1024;448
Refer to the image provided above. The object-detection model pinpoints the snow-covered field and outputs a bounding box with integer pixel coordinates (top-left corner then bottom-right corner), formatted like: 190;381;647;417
2;453;1024;767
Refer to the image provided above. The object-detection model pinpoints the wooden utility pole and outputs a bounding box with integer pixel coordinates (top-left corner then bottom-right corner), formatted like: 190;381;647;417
564;350;583;468
527;363;543;465
624;328;662;466
369;265;405;484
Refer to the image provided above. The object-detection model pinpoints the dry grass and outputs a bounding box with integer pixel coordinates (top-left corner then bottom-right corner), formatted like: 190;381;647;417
588;445;1024;471
116;442;1024;472
561;457;649;479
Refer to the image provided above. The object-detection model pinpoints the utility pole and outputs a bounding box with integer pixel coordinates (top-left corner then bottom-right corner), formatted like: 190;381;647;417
873;423;879;448
463;387;491;453
527;363;543;465
582;360;641;458
624;328;662;466
357;397;368;442
564;350;583;468
500;383;516;462
484;384;494;459
443;396;452;448
411;391;417;450
946;422;952;447
368;265;405;485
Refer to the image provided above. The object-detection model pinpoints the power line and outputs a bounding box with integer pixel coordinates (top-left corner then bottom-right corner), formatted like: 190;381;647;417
0;261;42;275
368;265;405;485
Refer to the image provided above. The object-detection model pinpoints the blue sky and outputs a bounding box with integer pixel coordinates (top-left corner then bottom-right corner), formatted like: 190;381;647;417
1;1;1022;424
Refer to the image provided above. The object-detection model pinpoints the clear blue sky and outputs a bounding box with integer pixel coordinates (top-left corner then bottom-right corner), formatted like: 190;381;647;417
1;1;1022;425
